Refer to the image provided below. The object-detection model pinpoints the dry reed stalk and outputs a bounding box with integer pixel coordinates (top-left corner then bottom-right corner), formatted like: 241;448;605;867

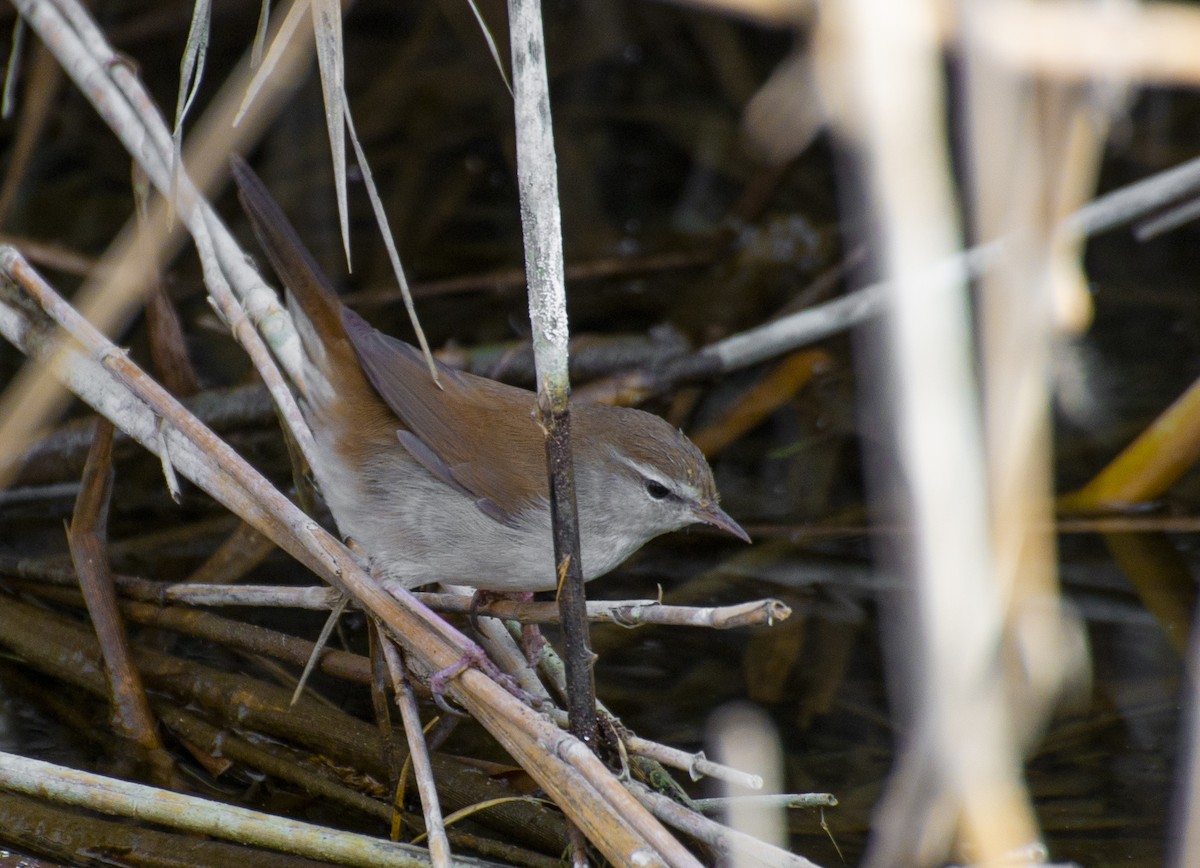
506;0;597;748
66;418;164;756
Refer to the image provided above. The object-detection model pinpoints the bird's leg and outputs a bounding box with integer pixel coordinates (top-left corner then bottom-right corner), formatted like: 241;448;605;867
467;589;503;635
468;590;546;667
377;579;541;712
429;648;544;717
428;642;537;713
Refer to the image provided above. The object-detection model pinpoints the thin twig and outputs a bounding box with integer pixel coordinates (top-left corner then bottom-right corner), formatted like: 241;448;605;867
629;781;822;868
157;703;393;823
691;794;839;812
0;560;793;627
623;736;763;792
420;593;792;629
382;640;452;868
290;593;350;705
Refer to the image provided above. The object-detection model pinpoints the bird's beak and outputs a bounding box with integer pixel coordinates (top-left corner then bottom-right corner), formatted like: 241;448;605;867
693;503;751;543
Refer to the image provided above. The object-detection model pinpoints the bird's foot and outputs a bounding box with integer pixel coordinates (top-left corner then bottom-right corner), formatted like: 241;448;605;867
468;590;546;666
380;580;545;712
428;641;540;715
467;589;505;633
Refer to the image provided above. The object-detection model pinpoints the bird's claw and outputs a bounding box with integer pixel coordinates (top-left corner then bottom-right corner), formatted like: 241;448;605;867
428;642;540;711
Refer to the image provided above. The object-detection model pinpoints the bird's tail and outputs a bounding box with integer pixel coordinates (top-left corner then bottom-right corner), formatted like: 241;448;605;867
231;155;359;401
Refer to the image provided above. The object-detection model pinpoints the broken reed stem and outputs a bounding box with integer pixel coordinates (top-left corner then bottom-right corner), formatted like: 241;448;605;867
624;735;763;792
289;593;350;705
423;594;791;629
17;569;771;804
20;581;375;685
156;703;392;823
507;0;597;748
691;794;839;812
66;417;164;756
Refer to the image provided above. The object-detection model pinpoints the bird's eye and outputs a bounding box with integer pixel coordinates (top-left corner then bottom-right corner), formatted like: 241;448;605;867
645;479;670;500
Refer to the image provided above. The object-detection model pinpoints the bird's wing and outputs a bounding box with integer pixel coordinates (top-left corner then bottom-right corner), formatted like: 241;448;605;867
342;308;549;524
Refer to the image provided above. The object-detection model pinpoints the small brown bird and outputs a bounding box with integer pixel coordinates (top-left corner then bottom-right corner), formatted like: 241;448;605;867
232;157;747;592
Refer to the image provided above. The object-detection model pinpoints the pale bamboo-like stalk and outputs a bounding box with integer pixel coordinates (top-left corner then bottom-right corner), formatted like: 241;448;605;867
971;0;1200;83
506;0;597;747
709;704;786;859
663;0;812;26
815;0;1037;862
1173;623;1200;866
962;0;1092;814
